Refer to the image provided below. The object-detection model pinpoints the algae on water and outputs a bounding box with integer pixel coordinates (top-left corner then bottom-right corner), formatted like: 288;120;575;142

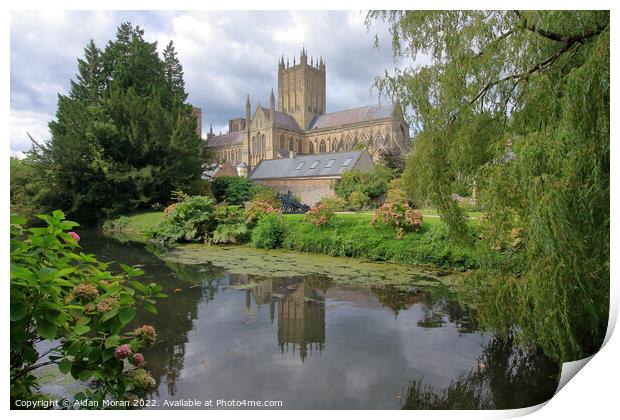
156;243;462;290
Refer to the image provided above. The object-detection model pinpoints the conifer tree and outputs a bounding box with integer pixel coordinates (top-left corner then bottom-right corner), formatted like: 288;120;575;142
34;22;205;223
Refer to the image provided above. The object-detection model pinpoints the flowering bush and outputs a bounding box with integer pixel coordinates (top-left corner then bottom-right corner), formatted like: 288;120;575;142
10;211;165;406
245;200;279;227
371;199;423;239
304;203;334;227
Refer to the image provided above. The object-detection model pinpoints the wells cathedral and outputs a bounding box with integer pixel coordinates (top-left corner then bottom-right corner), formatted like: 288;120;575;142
203;48;410;174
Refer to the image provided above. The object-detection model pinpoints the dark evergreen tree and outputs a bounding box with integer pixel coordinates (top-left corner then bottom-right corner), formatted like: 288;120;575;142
33;22;205;223
162;40;188;103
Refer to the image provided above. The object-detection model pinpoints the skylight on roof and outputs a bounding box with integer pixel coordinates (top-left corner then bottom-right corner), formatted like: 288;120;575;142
310;160;320;169
342;158;353;167
295;162;304;170
325;159;336;168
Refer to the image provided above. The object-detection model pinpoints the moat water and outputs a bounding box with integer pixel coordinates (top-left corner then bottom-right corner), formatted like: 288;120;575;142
71;231;560;409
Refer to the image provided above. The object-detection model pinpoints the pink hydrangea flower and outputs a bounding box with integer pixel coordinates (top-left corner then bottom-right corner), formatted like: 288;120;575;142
114;344;132;359
132;353;145;365
68;231;80;242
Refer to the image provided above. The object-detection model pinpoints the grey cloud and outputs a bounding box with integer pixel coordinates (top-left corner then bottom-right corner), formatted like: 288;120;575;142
11;11;403;154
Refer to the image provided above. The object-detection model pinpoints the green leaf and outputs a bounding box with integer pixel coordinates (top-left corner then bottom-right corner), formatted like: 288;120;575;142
52;210;65;220
10;304;27;321
11;214;27;225
104;335;120;349
37;320;57;340
102;347;115;361
142;302;157;314
74;324;91;336
58;358;72;374
129;338;140;352
118;307;136;325
99;307;119;323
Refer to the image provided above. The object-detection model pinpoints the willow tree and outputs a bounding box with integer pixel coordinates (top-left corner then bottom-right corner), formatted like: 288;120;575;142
367;11;609;361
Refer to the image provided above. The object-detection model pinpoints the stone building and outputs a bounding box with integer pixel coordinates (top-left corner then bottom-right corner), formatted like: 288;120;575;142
206;48;410;170
249;150;373;205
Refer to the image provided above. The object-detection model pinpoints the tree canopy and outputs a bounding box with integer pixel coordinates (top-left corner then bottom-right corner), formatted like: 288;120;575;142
368;10;609;361
28;22;206;223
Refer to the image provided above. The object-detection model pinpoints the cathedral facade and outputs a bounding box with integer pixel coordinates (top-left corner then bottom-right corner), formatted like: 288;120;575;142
206;48;410;173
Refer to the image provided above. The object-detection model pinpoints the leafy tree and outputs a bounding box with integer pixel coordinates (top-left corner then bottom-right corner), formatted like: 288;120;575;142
368;11;609;361
29;22;205;223
212;176;263;205
10;211;165;405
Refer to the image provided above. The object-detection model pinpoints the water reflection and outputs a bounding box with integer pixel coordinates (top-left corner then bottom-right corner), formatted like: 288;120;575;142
400;337;560;409
79;231;560;410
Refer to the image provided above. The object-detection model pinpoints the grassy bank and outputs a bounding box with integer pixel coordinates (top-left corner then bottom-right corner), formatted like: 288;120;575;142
103;210;481;271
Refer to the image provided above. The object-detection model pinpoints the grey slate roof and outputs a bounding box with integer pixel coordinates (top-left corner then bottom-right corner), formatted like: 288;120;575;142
258;106;301;131
207;131;243;147
308;104;394;130
250;150;364;180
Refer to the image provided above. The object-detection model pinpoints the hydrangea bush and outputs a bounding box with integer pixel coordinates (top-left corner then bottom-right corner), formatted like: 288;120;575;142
371;199;423;239
303;203;334;227
10;211;165;407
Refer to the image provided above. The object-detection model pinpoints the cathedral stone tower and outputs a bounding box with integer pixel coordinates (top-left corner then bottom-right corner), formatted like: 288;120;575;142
278;48;326;130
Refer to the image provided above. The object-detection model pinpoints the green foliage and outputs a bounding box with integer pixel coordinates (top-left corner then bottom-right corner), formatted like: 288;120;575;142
27;23;206;224
281;213;478;270
318;196;347;212
10;211;164;406
369;10;609;361
152;196;216;246
211;204;250;244
334;165;392;200
347;191;372;211
212;176;263;205
10;157;50;225
251;213;287;249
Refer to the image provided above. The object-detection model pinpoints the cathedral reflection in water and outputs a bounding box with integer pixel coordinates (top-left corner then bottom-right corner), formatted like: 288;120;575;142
237;277;326;362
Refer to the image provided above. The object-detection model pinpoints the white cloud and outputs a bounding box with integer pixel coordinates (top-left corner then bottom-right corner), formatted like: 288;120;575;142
10;109;53;157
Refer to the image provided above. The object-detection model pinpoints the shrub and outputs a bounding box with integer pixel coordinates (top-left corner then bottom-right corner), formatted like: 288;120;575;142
251;213;287;249
152;196;216;246
371;199;423;239
334;165;392;200
347;191;372;211
304;203;334;227
318;196;347;212
212;176;261;205
211;204;249;244
246;200;279;227
250;188;281;208
10;211;165;406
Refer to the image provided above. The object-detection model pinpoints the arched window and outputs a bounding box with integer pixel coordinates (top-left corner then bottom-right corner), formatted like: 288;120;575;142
280;135;285;149
319;140;326;153
289;138;294;151
309;142;315;154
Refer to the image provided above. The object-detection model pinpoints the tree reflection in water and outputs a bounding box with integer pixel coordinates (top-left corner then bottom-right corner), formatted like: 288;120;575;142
400;337;560;409
371;285;479;333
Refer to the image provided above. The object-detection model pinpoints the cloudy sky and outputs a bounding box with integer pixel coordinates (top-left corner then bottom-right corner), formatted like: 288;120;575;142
10;10;407;156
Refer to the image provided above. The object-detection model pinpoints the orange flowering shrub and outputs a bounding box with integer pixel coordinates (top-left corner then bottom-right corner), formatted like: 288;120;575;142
304;203;334;227
246;200;279;226
371;199;423;239
162;202;178;220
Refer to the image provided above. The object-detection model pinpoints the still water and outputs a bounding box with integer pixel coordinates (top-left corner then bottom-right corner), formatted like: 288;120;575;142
80;231;560;410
